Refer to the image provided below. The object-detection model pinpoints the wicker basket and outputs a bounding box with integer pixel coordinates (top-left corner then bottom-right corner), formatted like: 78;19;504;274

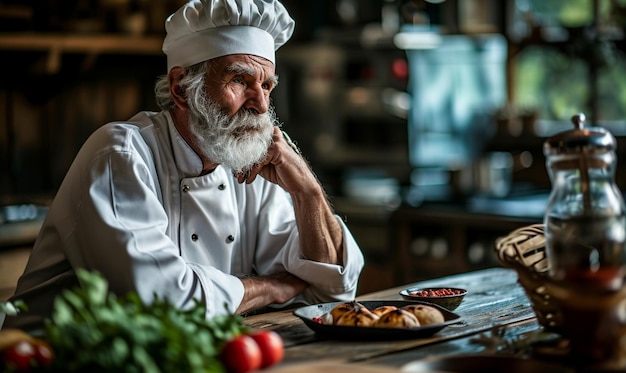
494;224;564;332
497;224;626;364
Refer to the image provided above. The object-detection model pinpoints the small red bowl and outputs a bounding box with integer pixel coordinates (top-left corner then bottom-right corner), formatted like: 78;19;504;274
399;287;467;311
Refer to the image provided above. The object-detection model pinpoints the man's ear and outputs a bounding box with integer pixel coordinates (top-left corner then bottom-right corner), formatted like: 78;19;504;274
168;66;188;109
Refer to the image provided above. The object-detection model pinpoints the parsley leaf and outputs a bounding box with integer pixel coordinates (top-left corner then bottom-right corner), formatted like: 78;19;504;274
43;269;246;373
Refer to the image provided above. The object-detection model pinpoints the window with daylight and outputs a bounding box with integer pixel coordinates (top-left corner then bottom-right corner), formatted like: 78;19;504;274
509;0;626;134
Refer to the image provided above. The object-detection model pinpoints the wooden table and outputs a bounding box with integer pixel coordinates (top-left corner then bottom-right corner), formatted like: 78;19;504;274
242;267;568;372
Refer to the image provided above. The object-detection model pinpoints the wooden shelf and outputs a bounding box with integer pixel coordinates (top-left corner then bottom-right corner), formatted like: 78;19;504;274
0;32;163;54
0;32;164;73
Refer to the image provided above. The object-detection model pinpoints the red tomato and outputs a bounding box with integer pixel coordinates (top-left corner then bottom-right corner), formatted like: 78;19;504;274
249;330;284;368
220;334;262;373
2;340;36;372
32;340;55;368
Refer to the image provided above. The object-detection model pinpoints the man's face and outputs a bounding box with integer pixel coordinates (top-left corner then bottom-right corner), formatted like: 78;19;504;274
186;55;279;175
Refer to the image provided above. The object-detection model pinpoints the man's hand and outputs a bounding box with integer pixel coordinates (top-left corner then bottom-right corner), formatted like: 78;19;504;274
235;126;344;266
235;127;317;195
236;272;309;315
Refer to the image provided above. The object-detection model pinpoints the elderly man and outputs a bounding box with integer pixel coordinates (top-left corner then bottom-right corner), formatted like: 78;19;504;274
2;0;364;332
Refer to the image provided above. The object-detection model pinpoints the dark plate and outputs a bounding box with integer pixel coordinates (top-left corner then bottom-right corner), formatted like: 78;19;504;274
293;300;462;340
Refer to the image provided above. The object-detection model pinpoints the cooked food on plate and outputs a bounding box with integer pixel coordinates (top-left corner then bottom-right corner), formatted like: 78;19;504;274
313;301;446;329
374;309;420;328
401;304;445;325
330;301;362;322
335;304;380;327
371;305;398;317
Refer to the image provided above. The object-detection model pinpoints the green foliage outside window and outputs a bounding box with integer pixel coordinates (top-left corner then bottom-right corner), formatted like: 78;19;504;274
513;0;626;123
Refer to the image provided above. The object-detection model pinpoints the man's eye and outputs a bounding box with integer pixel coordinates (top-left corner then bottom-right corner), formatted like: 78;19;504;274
233;76;245;85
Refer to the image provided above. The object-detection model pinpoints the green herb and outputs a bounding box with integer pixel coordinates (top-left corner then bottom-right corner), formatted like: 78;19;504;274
0;300;27;316
43;269;247;373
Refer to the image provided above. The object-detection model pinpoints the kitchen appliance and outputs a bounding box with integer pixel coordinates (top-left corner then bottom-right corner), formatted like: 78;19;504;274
543;113;626;365
496;114;626;369
543;113;626;290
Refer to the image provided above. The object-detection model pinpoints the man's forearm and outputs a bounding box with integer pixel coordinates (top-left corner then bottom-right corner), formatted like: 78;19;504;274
236;272;309;315
291;186;344;265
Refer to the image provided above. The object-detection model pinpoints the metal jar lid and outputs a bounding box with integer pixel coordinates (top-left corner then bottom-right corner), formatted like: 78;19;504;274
543;113;616;156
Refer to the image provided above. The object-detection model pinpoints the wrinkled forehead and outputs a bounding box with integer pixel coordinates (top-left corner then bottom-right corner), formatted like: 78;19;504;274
210;55;278;82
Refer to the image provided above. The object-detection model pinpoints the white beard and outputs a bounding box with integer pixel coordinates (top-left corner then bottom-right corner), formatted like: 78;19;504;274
187;94;276;175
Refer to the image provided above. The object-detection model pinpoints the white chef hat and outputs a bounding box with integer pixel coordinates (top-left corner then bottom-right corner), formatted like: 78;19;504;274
162;0;295;71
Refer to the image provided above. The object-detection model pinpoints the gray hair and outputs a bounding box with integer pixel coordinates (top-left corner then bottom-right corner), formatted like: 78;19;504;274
154;62;209;111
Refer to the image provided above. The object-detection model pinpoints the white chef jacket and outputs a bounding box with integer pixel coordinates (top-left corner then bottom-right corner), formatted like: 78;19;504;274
2;111;364;332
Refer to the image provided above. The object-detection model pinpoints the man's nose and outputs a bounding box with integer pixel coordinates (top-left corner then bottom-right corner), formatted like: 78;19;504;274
244;84;269;114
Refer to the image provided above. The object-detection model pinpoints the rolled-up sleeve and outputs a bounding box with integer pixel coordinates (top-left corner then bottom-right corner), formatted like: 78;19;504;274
251;184;365;305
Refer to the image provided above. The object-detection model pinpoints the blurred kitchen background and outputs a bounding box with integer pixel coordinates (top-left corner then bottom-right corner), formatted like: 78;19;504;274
2;0;626;298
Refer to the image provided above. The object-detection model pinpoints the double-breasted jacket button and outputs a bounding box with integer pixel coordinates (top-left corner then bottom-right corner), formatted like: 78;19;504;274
182;184;190;192
218;184;226;190
226;235;235;243
191;234;198;242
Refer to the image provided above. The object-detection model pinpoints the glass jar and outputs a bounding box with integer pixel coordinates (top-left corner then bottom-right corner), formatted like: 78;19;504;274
543;113;626;291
